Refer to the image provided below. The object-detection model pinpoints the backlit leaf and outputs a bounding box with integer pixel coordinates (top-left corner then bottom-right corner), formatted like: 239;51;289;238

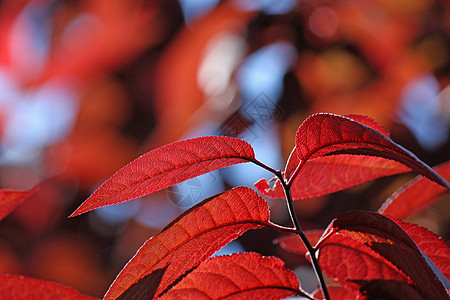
379;160;450;219
316;233;409;292
316;211;448;299
395;219;450;281
343;114;391;137
160;253;307;300
288;114;390;180
291;155;410;200
256;155;410;200
104;187;271;300
256;114;410;200
293;113;449;188
0;187;38;221
70;136;254;216
0;274;96;299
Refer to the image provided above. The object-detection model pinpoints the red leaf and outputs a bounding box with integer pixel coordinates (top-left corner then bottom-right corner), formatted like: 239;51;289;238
379;160;450;219
316;211;448;299
0;187;38;221
317;233;409;291
395;219;450;281
293;113;449;188
291;156;410;200
256;115;409;200
312;286;357;300
70;136;255;217
160;253;307;299
344;114;390;137
275;230;324;257
256;154;410;200
289;113;391;180
104;187;270;300
0;274;96;299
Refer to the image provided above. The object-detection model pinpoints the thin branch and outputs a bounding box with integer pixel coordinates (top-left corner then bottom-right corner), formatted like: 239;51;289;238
248;158;330;299
276;172;331;300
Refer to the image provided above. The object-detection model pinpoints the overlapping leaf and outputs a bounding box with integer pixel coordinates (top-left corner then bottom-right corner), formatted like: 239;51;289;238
160;253;307;300
256;154;410;200
104;187;271;300
379;160;450;219
256;114;415;200
0;187;38;221
316;233;409;291
316;211;448;299
293;113;449;188
71;136;255;216
287;114;390;180
343;114;391;137
0;274;96;299
395;219;450;281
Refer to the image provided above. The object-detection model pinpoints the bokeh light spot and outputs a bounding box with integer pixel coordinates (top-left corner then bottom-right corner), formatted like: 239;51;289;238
309;6;339;38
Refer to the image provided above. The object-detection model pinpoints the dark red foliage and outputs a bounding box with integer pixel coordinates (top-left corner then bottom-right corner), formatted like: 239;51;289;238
315;211;449;299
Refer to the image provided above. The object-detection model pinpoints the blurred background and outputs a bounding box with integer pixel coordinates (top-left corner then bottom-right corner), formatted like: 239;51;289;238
0;0;449;297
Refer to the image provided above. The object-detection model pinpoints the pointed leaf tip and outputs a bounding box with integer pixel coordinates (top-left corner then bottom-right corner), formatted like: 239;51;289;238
70;136;255;217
